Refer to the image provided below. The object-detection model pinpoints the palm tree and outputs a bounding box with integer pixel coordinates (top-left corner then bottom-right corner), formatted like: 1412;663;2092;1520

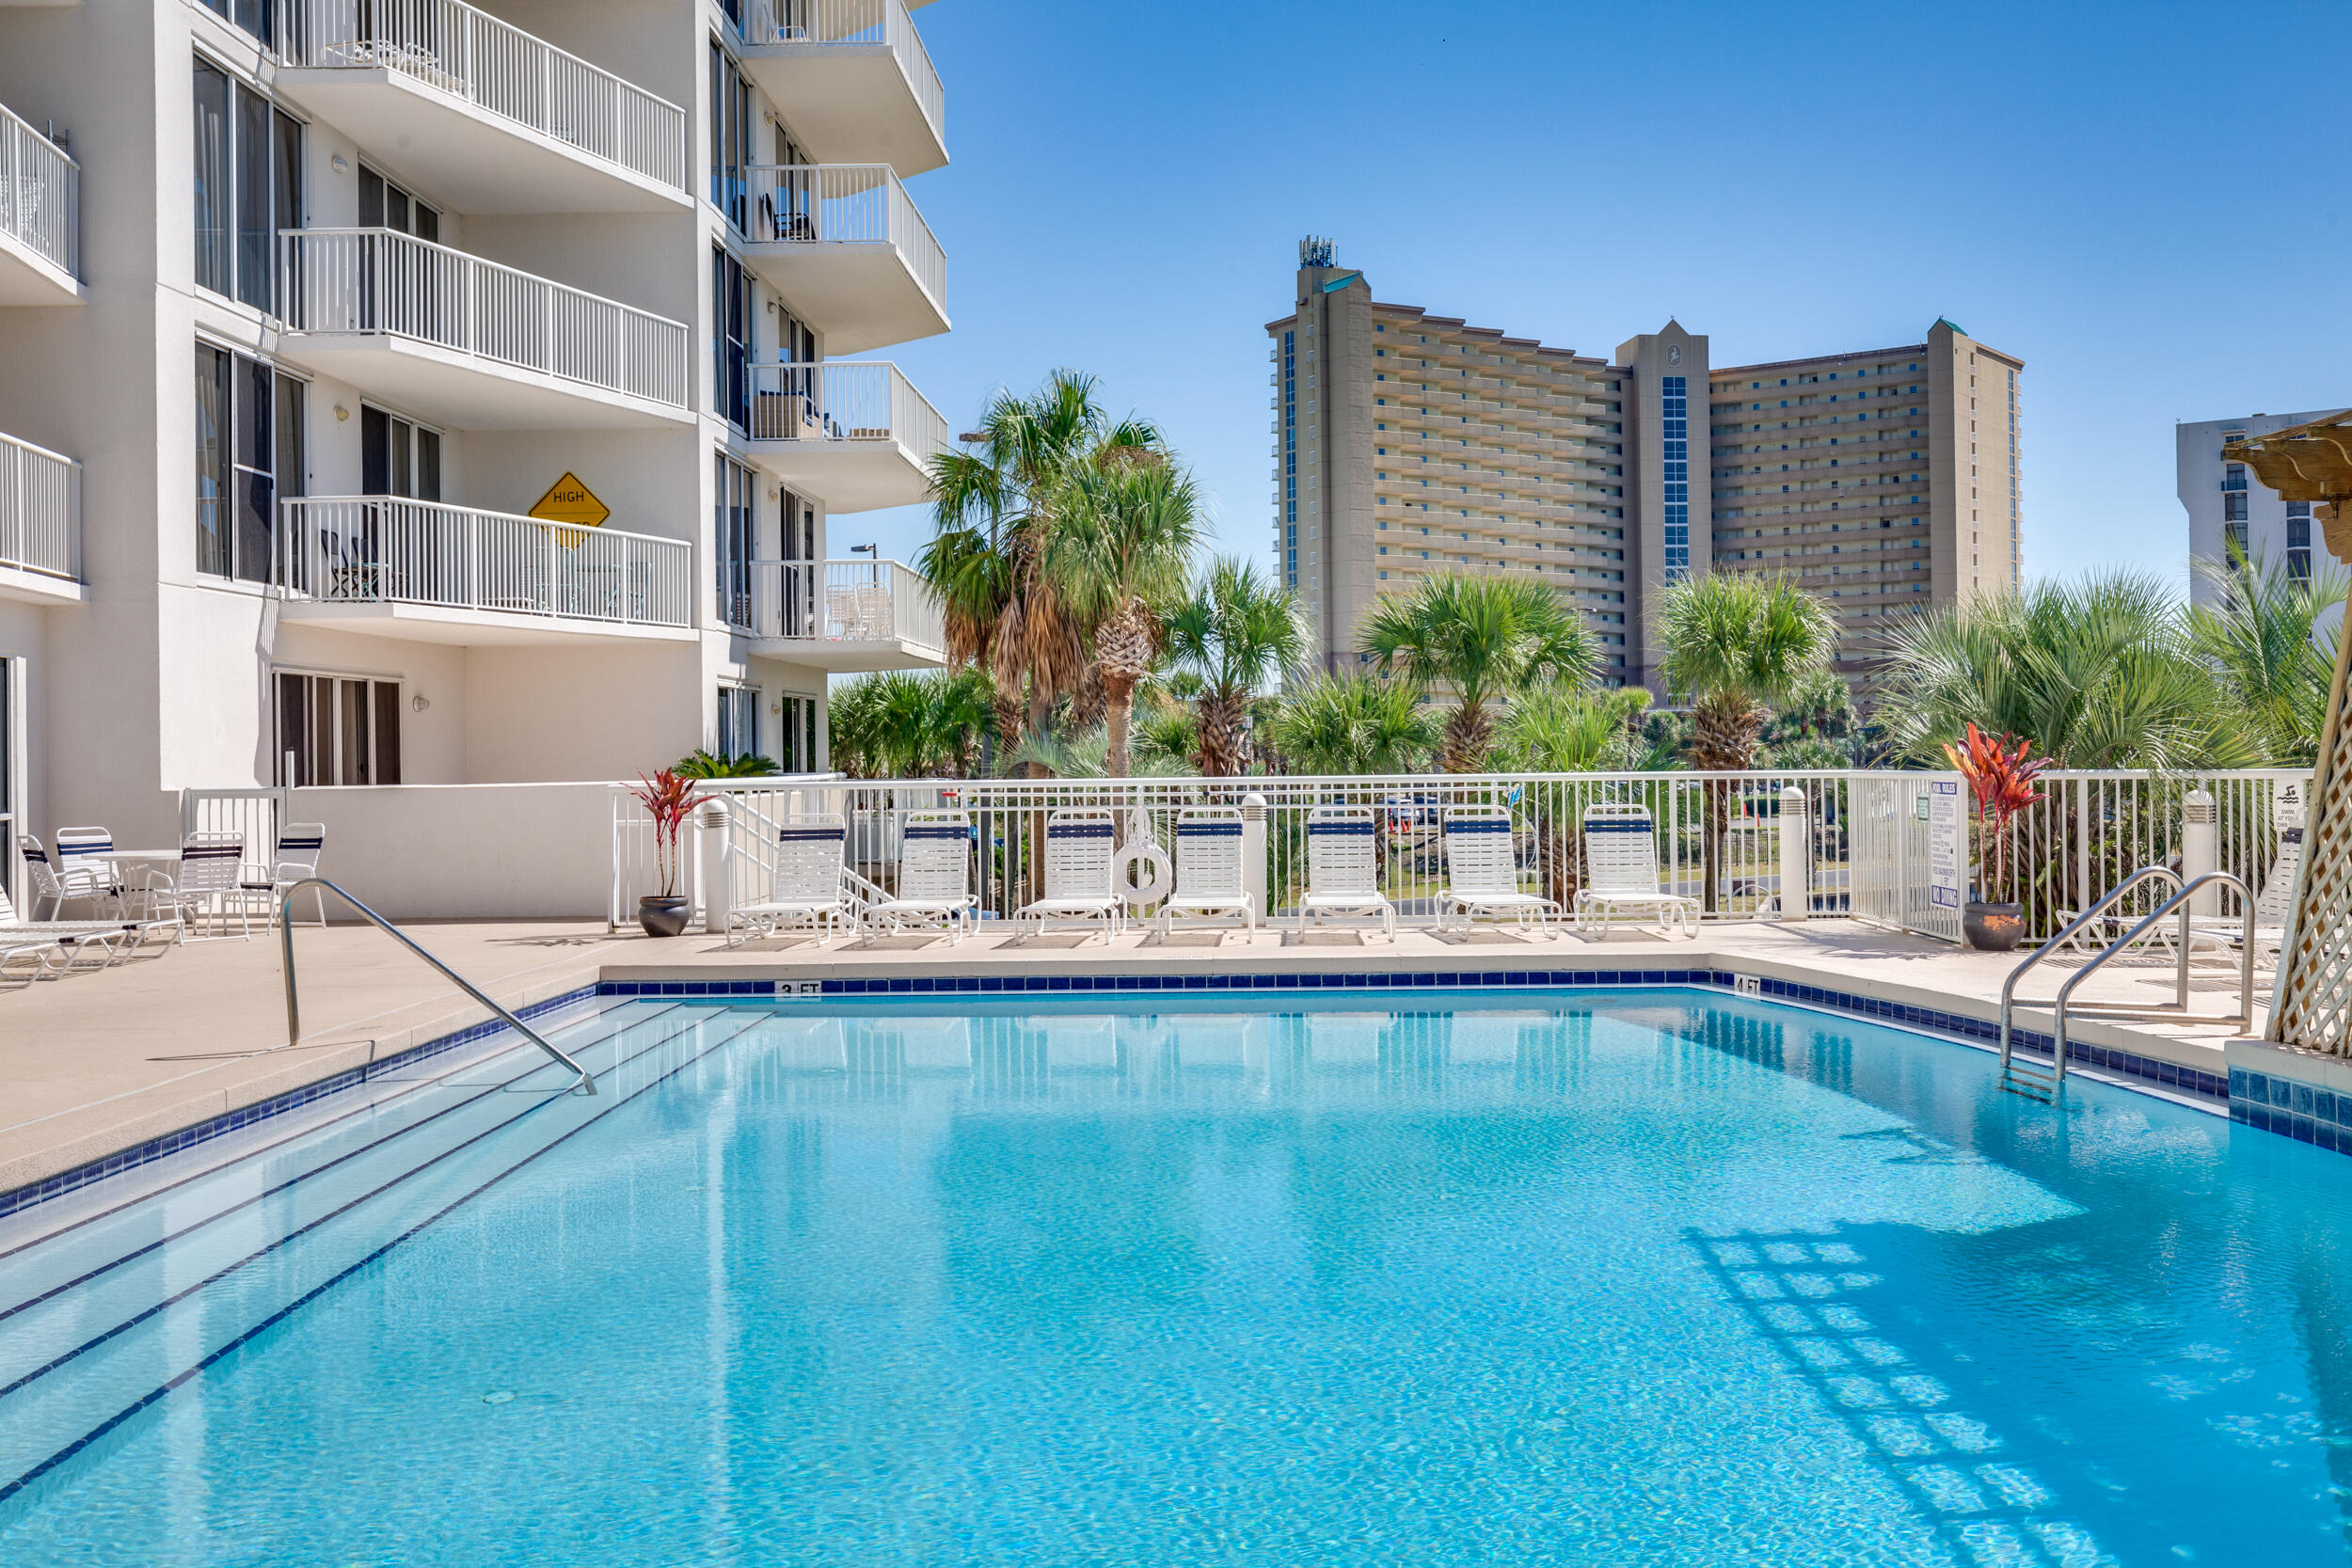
919;370;1159;767
1495;686;1651;909
826;669;997;779
1655;572;1836;912
1164;558;1310;775
2188;552;2346;766
1263;673;1439;776
1045;456;1203;776
1874;572;2255;770
1359;574;1598;771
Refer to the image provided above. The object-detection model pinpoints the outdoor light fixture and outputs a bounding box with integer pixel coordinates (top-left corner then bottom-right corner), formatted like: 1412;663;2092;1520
331;154;348;173
334;404;349;421
412;694;430;713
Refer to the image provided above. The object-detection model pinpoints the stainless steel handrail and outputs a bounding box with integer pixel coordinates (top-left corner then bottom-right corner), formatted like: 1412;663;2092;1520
279;878;596;1096
2049;872;2256;1081
1998;864;2182;1069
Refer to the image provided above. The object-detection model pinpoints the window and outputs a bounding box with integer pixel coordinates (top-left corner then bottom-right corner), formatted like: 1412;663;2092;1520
361;406;440;499
199;0;277;44
715;451;756;628
193;58;301;311
2289;508;2313;581
197;342;304;582
717;684;760;761
358;166;440;241
1281;329;1298;590
712;247;751;428
2221;463;2249;493
708;40;755;230
276;672;402;786
778;694;818;771
2224;491;2248;522
1660;375;1689;580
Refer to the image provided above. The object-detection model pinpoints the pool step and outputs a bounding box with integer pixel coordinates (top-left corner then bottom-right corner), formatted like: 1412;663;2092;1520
2000;1052;2059;1104
0;1003;760;1502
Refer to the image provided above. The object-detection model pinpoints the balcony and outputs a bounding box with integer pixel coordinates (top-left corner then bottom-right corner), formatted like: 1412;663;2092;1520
733;558;945;671
0;431;81;604
277;497;693;644
0;104;78;304
734;0;946;177
278;229;693;429
740;361;947;513
738;165;946;354
276;0;690;212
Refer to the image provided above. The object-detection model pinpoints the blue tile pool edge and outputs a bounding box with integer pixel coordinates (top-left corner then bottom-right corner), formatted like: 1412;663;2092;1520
0;967;2253;1225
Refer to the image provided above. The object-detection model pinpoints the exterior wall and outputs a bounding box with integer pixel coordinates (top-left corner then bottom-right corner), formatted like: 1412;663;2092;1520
1617;325;1709;686
2181;409;2350;643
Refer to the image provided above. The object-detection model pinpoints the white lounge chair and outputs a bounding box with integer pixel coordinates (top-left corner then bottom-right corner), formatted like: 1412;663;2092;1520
1438;804;1559;937
1161;806;1254;938
136;834;253;941
0;929;65;983
858;810;977;942
1017;807;1123;940
1297;805;1395;941
729;815;856;945
1573;803;1698;939
237;824;328;928
0;881;175;961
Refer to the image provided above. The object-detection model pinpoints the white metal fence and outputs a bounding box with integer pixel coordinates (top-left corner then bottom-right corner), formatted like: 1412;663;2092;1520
279;497;691;628
0;103;76;279
737;557;945;654
182;787;291;888
742;164;945;307
279;229;691;407
0;431;79;582
278;0;689;192
736;0;944;149
744;360;948;454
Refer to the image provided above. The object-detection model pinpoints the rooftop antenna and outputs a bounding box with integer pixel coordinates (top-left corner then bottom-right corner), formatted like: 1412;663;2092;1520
1298;235;1334;268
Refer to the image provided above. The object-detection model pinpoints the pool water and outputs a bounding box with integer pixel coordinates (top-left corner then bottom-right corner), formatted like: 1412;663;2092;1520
4;989;2351;1565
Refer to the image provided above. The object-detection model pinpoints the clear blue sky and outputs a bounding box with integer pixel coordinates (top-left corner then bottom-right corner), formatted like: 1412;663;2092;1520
854;0;2352;591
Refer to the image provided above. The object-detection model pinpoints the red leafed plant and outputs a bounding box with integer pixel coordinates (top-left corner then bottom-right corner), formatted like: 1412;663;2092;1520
1942;721;2048;903
629;767;704;898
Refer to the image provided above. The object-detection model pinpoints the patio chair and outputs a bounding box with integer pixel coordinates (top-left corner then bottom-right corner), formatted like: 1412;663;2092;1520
135;833;254;941
0;930;66;984
52;827;125;915
21;834;120;920
728;815;856;945
237;824;328;928
1161;806;1254;938
1572;803;1699;940
1438;804;1559;937
0;884;129;974
857;810;977;942
1297;805;1395;942
1016;807;1123;940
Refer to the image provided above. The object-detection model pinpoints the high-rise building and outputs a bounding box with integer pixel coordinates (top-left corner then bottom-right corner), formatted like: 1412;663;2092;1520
0;0;954;882
2180;410;2349;624
1267;247;2024;689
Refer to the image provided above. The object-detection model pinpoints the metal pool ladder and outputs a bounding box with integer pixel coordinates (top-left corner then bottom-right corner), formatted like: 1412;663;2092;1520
1995;866;2257;1102
278;878;596;1096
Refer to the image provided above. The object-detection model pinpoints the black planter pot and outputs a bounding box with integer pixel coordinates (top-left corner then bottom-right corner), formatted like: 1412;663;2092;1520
1963;899;2025;952
638;895;692;938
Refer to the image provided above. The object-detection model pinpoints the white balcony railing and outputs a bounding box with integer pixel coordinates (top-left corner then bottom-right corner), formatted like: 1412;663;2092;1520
278;0;688;192
280;497;691;628
744;360;947;452
280;229;691;408
0;102;76;278
0;431;79;581
737;0;943;147
737;557;944;654
740;163;945;309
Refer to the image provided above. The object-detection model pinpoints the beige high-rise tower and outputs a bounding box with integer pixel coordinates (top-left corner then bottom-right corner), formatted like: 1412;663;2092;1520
1268;245;2023;691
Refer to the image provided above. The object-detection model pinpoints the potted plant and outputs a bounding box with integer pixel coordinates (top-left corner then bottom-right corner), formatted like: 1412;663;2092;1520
1943;721;2047;952
629;767;703;937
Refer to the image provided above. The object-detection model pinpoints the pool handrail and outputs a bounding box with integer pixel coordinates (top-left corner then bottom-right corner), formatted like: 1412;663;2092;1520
2047;872;2256;1081
278;877;596;1096
1997;864;2182;1072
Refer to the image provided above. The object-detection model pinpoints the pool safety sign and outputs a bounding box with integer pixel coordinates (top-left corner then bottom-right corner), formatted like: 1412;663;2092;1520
1926;778;1963;911
530;472;610;528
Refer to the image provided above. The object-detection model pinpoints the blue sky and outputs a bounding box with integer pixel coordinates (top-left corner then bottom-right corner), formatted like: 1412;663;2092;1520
857;0;2352;590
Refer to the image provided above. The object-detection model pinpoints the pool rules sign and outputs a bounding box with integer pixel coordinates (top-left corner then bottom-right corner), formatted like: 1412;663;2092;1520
1926;777;1963;912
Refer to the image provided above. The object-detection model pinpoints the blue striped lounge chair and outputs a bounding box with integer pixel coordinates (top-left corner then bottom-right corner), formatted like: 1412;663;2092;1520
1298;805;1394;942
1162;805;1253;937
1017;807;1122;940
1438;804;1558;937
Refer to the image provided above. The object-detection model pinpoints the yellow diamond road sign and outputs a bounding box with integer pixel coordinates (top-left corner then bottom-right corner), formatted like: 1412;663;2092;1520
530;472;610;529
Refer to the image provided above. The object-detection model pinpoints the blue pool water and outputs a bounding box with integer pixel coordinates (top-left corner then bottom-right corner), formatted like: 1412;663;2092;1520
3;989;2352;1564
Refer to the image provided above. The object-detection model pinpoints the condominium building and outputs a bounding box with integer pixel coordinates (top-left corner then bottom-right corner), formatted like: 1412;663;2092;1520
1268;246;2024;689
2180;409;2349;615
0;0;953;890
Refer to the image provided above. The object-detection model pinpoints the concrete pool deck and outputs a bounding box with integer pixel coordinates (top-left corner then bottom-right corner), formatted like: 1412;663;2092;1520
0;917;2275;1197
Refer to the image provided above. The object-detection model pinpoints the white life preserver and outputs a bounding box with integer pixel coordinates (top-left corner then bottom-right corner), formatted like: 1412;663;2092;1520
1113;841;1173;909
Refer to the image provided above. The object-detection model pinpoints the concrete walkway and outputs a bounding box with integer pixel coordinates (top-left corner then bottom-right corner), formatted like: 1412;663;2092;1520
0;916;2269;1196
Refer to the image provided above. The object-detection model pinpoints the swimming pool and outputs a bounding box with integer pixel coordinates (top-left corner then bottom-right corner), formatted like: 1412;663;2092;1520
1;988;2347;1565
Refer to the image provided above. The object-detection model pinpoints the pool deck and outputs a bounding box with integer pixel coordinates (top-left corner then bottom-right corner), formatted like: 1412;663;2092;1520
0;917;2272;1198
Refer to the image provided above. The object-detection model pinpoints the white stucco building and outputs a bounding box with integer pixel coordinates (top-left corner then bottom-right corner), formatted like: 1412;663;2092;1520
0;0;952;897
2180;409;2349;617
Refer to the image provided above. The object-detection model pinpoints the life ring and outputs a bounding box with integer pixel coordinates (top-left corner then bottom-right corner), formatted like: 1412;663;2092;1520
1113;841;1173;909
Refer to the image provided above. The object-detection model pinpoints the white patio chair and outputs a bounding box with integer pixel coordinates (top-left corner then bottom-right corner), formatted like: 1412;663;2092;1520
1297;805;1395;942
0;880;176;961
136;833;253;941
50;828;124;915
1573;803;1699;939
857;810;977;942
236;824;329;928
1438;804;1559;937
728;815;856;945
20;834;115;920
1161;806;1254;938
1016;807;1122;940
